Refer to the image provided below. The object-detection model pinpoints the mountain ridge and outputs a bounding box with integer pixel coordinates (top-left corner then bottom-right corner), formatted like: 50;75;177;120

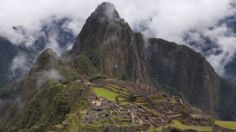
70;2;220;114
0;2;236;131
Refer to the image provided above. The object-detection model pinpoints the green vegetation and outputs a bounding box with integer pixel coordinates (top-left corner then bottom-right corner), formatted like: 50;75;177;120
215;120;236;130
92;87;119;102
89;74;107;81
153;120;212;132
73;55;96;75
0;81;89;132
67;114;80;132
106;84;129;95
169;120;212;131
57;62;80;82
36;49;57;70
149;120;236;132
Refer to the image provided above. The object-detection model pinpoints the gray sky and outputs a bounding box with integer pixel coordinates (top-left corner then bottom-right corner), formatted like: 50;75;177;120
0;0;236;75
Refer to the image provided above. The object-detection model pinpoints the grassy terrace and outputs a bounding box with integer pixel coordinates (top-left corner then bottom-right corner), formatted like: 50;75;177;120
215;120;236;130
168;120;212;132
148;120;212;132
92;87;120;102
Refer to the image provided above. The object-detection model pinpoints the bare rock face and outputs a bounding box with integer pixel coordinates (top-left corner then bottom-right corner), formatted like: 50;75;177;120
146;38;219;113
71;2;147;82
218;79;236;120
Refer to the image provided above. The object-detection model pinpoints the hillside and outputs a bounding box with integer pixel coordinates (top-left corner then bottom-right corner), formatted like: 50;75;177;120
70;2;220;114
0;37;21;86
0;2;236;132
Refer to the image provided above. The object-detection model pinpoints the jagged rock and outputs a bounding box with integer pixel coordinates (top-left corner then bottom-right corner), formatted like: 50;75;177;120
218;78;236;120
71;2;148;82
71;2;220;114
1;2;236;132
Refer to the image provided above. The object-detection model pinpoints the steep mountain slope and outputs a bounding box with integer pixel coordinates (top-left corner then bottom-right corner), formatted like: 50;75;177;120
0;46;216;131
0;48;80;131
0;18;75;87
0;2;236;132
0;37;20;86
218;78;236;120
147;38;219;113
71;2;148;82
21;48;59;104
70;2;220;114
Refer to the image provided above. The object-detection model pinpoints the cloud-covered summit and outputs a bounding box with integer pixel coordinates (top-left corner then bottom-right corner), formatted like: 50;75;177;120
0;0;236;76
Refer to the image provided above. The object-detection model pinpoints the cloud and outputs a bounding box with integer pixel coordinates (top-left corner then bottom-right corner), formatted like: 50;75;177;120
9;53;30;80
0;0;99;45
36;69;64;88
46;33;62;56
0;0;236;75
192;25;236;75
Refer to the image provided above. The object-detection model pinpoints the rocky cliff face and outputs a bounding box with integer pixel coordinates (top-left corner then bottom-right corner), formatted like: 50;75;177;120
71;2;220;114
71;2;148;82
218;78;236;120
146;38;220;113
1;2;235;131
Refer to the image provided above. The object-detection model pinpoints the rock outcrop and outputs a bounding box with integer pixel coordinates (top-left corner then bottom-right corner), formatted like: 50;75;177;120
71;2;148;82
71;2;220;114
146;38;219;113
1;2;235;131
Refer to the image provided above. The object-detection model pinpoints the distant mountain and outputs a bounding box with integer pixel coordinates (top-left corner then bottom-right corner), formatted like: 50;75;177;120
0;18;75;87
36;18;75;53
0;2;236;132
0;37;24;86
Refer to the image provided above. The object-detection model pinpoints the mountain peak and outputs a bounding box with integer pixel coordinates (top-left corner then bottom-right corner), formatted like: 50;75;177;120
91;2;120;21
41;48;57;56
71;2;146;82
72;2;130;55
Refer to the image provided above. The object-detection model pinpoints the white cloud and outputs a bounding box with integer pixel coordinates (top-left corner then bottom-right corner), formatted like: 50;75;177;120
0;0;236;75
36;69;64;88
47;33;62;56
10;53;30;78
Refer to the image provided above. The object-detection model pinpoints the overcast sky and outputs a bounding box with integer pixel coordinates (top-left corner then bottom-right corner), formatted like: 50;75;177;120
0;0;236;75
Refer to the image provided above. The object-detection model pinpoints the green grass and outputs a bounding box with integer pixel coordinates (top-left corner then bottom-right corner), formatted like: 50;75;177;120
67;114;79;132
92;87;119;102
154;120;212;132
170;120;212;131
215;120;236;130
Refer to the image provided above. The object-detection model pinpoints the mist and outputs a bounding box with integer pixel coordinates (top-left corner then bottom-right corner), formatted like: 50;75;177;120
0;0;236;75
36;69;64;88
